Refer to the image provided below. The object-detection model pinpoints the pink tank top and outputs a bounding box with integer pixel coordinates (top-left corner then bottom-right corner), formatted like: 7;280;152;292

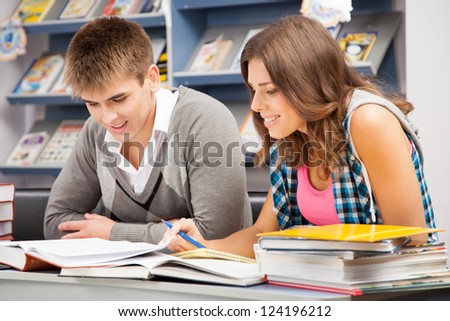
296;143;413;225
296;166;339;225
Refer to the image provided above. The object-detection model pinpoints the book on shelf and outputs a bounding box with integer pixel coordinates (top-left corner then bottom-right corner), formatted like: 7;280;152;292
188;33;224;73
151;37;166;64
102;0;142;16
257;224;443;243
58;0;98;20
138;0;161;13
229;28;262;71
49;69;72;94
339;31;377;62
13;0;56;23
210;39;233;71
13;53;65;94
35;120;85;165
0;184;15;241
5;131;50;167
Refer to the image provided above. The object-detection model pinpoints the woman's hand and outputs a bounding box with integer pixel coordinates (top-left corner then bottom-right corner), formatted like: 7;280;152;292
159;218;207;252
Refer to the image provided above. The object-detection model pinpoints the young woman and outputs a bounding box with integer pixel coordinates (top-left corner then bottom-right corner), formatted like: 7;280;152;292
162;15;437;257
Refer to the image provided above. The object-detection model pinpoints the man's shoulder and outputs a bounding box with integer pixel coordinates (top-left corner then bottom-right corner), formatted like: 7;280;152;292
79;117;104;144
170;87;231;127
175;86;228;114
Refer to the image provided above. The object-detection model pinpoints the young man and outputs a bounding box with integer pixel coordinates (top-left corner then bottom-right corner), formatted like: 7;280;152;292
43;17;252;244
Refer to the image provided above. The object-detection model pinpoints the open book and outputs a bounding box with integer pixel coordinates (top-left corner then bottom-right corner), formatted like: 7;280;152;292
0;238;263;287
60;253;263;287
0;238;167;271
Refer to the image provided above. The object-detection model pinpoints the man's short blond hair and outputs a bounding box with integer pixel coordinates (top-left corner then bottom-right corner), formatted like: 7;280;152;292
64;16;154;96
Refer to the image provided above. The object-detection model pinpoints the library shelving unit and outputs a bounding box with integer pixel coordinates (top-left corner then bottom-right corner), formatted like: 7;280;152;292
2;0;401;180
3;0;167;176
170;0;401;101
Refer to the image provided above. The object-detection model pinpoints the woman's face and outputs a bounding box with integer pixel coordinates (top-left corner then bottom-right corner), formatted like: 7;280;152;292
247;59;306;139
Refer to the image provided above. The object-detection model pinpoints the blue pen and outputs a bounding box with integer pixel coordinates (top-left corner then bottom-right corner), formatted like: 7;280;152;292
161;220;206;248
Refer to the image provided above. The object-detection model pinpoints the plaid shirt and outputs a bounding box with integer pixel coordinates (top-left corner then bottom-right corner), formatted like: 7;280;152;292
271;90;437;240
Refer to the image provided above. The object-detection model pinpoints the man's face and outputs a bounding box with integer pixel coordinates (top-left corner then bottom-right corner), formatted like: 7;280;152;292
81;68;159;147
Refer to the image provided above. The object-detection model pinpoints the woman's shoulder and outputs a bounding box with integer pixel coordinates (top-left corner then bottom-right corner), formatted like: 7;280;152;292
351;103;400;131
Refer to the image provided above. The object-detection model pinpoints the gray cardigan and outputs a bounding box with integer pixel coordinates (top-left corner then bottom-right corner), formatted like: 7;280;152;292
44;86;252;243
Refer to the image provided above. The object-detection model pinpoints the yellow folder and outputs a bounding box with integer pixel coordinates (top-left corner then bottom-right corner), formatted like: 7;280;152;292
257;224;444;242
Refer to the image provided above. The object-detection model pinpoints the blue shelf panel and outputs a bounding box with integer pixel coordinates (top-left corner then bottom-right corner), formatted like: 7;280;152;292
24;13;165;35
0;166;62;176
6;94;83;106
173;0;295;10
173;71;243;86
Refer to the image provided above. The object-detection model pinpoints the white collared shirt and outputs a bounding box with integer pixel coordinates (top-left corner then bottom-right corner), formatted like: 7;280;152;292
104;88;178;194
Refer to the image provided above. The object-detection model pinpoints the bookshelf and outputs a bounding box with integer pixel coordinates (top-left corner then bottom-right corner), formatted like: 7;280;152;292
171;0;401;100
2;0;401;180
2;0;167;176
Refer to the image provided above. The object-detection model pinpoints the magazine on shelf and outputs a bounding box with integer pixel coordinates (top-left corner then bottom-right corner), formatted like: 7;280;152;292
49;69;71;94
211;39;233;71
13;0;56;23
35;120;85;165
58;0;98;20
102;0;142;16
188;33;223;73
13;54;65;94
5;131;50;166
339;31;377;62
229;28;262;71
151;37;166;63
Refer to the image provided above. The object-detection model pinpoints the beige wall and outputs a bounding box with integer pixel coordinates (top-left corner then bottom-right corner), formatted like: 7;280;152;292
402;0;450;245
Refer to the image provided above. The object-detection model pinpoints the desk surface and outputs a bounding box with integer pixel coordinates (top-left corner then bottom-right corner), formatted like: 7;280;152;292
2;269;449;301
0;270;348;301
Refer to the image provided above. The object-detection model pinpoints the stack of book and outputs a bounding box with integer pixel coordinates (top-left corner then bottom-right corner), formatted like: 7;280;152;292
256;224;450;296
0;184;15;241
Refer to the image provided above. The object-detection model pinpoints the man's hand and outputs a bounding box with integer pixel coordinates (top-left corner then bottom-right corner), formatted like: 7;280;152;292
58;213;115;240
